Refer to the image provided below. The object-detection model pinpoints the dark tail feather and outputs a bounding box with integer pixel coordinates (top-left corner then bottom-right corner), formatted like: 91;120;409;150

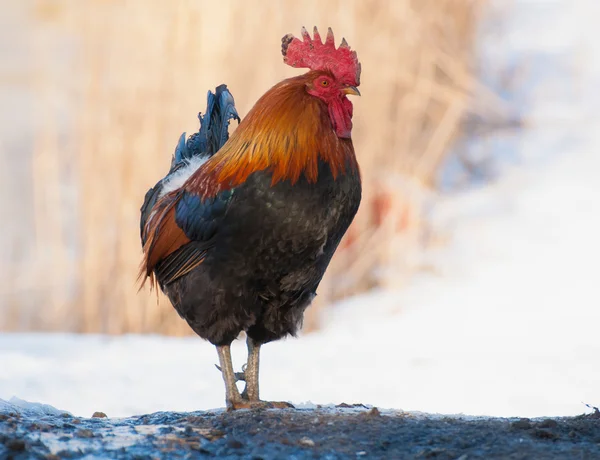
172;132;188;166
209;84;241;155
171;84;240;170
141;85;240;241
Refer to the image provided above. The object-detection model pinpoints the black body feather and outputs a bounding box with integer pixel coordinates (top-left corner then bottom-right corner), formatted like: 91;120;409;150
162;160;361;346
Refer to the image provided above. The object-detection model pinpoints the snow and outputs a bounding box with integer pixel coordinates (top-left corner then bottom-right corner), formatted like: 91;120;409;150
0;396;70;417
2;0;600;419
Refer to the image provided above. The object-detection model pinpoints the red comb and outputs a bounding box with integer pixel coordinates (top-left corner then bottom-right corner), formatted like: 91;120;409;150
281;26;361;87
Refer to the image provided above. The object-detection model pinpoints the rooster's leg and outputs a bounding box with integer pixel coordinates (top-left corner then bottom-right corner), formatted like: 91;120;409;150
237;337;293;409
216;344;242;409
241;337;260;401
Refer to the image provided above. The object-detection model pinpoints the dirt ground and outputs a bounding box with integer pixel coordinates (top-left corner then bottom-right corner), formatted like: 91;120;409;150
1;405;600;459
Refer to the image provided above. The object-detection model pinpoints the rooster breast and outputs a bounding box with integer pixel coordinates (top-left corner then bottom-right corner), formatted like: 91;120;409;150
161;158;361;346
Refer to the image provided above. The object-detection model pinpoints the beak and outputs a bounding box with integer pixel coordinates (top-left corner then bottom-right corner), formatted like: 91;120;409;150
342;85;361;97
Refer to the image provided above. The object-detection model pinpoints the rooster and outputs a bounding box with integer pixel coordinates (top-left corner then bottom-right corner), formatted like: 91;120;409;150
140;27;362;410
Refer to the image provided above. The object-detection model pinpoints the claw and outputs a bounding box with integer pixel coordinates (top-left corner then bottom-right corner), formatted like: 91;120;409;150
227;400;295;411
215;364;246;382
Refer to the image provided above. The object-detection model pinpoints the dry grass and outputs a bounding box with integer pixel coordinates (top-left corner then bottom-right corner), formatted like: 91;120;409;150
1;0;486;334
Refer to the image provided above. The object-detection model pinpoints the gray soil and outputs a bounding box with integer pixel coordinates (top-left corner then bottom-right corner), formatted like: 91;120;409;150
1;405;600;459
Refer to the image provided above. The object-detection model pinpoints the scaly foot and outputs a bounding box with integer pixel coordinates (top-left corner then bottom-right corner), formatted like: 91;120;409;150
227;400;294;411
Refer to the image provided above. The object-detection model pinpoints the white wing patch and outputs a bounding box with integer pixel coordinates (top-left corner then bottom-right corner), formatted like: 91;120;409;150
158;155;209;198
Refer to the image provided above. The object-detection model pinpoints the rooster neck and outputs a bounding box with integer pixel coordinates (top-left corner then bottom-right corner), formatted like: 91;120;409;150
186;75;359;198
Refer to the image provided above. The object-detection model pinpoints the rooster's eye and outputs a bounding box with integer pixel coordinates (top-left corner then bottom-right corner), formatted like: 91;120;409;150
321;80;329;86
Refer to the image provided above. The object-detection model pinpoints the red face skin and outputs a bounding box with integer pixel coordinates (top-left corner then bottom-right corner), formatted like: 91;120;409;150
307;74;355;139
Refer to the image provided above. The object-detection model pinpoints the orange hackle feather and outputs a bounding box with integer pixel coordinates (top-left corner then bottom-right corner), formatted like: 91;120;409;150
185;71;359;197
139;71;359;288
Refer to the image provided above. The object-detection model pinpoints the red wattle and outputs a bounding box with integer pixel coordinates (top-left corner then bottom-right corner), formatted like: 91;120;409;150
328;97;353;139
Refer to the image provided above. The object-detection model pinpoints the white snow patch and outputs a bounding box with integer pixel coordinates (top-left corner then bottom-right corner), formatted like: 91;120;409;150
0;396;71;417
39;424;152;455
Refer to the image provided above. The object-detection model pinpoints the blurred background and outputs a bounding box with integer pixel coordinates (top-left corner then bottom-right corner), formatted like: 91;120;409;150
1;0;485;333
1;0;599;418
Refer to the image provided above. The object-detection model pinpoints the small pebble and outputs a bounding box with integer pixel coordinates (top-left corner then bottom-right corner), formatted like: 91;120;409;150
228;439;244;449
539;419;558;429
511;418;532;430
367;407;381;417
299;436;315;447
92;411;107;418
75;428;94;438
6;439;26;451
532;429;559;440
